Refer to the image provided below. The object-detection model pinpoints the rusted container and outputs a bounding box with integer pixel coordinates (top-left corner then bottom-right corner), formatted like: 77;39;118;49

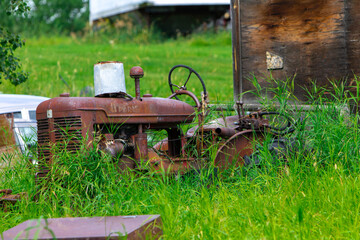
231;0;360;103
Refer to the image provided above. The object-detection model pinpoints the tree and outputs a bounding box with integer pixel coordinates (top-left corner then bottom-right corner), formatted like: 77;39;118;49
0;0;29;86
31;0;89;34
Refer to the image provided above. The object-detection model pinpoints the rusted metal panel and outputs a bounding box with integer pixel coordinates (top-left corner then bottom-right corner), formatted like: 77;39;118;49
232;0;358;103
2;215;162;240
0;189;25;212
0;114;18;167
0;114;16;149
214;130;264;170
36;97;195;128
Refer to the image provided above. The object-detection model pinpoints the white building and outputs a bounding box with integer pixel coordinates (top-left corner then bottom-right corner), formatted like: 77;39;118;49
90;0;230;22
90;0;230;34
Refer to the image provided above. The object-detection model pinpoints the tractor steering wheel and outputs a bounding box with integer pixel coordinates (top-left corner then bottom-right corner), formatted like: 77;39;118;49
168;65;207;101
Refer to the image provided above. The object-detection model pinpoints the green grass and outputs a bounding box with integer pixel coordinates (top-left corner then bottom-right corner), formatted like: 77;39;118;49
1;33;360;239
0;31;233;103
2;135;360;239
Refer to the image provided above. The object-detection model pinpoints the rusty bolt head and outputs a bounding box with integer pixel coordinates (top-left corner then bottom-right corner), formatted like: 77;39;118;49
130;66;144;79
59;93;70;97
0;189;12;194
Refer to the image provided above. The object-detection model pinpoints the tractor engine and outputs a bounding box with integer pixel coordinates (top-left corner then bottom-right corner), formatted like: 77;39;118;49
36;62;197;179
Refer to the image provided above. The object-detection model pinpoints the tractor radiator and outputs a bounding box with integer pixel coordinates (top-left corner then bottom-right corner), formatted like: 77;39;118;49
37;116;82;175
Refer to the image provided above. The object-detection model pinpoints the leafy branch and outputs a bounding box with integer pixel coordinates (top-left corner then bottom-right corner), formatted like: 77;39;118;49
0;0;30;86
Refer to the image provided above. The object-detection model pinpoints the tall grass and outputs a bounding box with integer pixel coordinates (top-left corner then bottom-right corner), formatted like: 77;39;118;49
1;75;360;239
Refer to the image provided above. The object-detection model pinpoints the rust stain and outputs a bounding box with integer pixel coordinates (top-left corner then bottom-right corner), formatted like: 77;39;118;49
0;114;15;147
247;0;343;43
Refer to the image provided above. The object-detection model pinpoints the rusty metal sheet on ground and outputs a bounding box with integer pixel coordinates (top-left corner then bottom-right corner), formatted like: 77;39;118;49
2;215;162;240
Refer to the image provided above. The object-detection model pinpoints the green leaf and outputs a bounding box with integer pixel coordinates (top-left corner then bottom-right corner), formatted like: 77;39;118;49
0;0;29;86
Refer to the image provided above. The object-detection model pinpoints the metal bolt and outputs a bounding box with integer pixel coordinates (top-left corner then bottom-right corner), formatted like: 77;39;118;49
59;93;70;97
130;66;144;100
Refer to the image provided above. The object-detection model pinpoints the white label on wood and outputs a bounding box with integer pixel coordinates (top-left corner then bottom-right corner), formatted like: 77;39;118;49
266;51;284;70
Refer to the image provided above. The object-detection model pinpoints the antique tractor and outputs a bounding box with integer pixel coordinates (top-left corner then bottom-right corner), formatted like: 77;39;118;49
35;62;296;179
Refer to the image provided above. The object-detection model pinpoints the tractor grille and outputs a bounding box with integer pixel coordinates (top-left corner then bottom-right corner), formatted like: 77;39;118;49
37;116;82;181
54;116;82;129
37;116;83;162
37;118;49;132
54;116;82;152
37;118;51;164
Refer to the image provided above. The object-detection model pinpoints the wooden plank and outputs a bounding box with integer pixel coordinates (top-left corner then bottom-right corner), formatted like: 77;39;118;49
234;0;352;102
346;0;360;80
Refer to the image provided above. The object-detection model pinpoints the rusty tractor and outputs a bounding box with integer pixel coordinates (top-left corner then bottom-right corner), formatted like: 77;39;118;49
0;62;299;208
34;62;297;180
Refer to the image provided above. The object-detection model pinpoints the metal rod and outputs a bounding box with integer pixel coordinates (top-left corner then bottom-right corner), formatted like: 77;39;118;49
135;78;141;100
231;0;243;102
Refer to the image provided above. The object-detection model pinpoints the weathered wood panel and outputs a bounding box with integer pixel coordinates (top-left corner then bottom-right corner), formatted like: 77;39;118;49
346;0;360;78
232;0;359;102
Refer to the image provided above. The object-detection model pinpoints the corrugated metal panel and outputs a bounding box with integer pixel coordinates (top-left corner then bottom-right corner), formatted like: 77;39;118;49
90;0;230;22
